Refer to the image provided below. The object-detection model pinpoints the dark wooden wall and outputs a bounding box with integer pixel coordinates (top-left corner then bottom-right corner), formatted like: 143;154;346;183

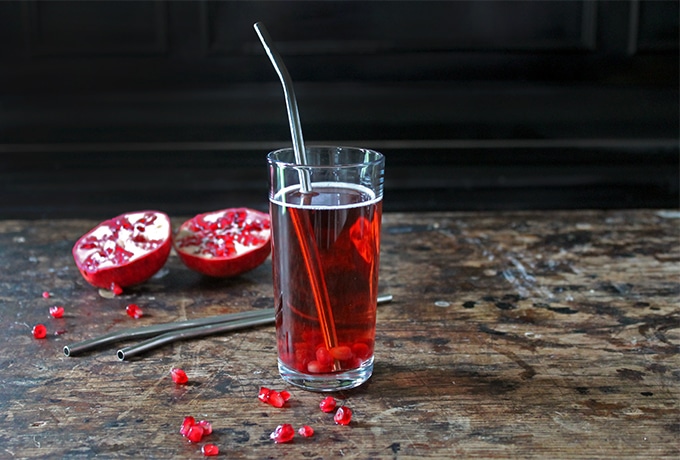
0;0;678;219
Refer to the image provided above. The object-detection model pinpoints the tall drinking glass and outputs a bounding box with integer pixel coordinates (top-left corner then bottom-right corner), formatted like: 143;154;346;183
268;146;384;391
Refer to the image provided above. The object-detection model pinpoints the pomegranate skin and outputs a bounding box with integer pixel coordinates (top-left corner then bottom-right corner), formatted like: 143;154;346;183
173;208;271;278
72;210;172;289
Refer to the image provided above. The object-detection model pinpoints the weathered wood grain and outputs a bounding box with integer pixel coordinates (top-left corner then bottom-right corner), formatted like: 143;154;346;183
0;210;678;458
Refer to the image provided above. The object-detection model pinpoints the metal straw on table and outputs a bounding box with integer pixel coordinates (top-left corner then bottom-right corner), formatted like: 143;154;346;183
63;308;275;358
64;294;393;360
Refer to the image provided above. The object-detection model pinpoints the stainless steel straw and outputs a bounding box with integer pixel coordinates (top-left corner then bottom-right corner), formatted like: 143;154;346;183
63;294;392;360
117;294;391;361
253;22;311;193
254;21;343;366
64;308;274;357
116;314;275;361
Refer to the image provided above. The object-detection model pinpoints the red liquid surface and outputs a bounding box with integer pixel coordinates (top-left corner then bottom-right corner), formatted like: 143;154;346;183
271;183;382;374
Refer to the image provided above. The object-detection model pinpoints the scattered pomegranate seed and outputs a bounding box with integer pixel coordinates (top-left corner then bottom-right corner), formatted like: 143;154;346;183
180;415;214;445
180;416;196;436
298;425;314;437
186;424;204;443
258;387;290;407
258;386;271;403
319;396;337;413
198;420;213;435
111;283;124;296
41;291;51;299
171;368;189;385
268;390;286;408
334;406;352;425
125;303;143;319
270;424;295;443
32;324;47;339
49;305;65;318
202;443;219;456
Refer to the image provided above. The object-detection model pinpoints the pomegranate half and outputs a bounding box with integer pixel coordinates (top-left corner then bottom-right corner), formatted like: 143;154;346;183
72;210;172;290
173;207;271;277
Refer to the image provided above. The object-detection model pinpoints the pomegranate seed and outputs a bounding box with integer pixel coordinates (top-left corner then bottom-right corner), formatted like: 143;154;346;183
334;406;353;425
330;345;353;361
258;386;271;403
111;283;123;296
180;416;196;436
32;324;47;339
319;396;337;413
126;303;143;319
351;342;371;360
268;390;286;408
202;443;219;456
171;368;189;385
307;360;331;374
49;305;65;318
270;424;295;443
198;420;212;435
186;424;204;443
42;291;50;299
298;425;314;437
315;347;333;366
258;387;290;407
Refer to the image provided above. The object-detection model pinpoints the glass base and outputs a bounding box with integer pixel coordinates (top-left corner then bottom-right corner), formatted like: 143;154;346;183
278;357;374;392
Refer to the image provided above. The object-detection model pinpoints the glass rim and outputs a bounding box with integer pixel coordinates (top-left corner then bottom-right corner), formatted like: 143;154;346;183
267;145;384;169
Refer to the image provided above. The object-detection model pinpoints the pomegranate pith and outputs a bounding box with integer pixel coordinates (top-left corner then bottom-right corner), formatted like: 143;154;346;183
173;208;271;277
72;211;172;289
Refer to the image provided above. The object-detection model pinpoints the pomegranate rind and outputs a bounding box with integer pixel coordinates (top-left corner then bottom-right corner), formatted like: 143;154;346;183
72;211;172;289
173;208;271;277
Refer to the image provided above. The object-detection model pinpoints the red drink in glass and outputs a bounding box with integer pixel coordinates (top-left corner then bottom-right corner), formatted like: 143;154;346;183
271;183;381;381
268;146;384;391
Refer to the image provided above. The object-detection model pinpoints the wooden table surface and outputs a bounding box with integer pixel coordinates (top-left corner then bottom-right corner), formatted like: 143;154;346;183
1;210;678;459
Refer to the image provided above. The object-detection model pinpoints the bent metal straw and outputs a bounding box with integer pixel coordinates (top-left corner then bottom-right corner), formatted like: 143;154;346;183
254;22;340;360
63;294;392;360
253;22;310;192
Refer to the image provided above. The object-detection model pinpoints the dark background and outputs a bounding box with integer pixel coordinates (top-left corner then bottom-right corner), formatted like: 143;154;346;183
0;0;678;219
